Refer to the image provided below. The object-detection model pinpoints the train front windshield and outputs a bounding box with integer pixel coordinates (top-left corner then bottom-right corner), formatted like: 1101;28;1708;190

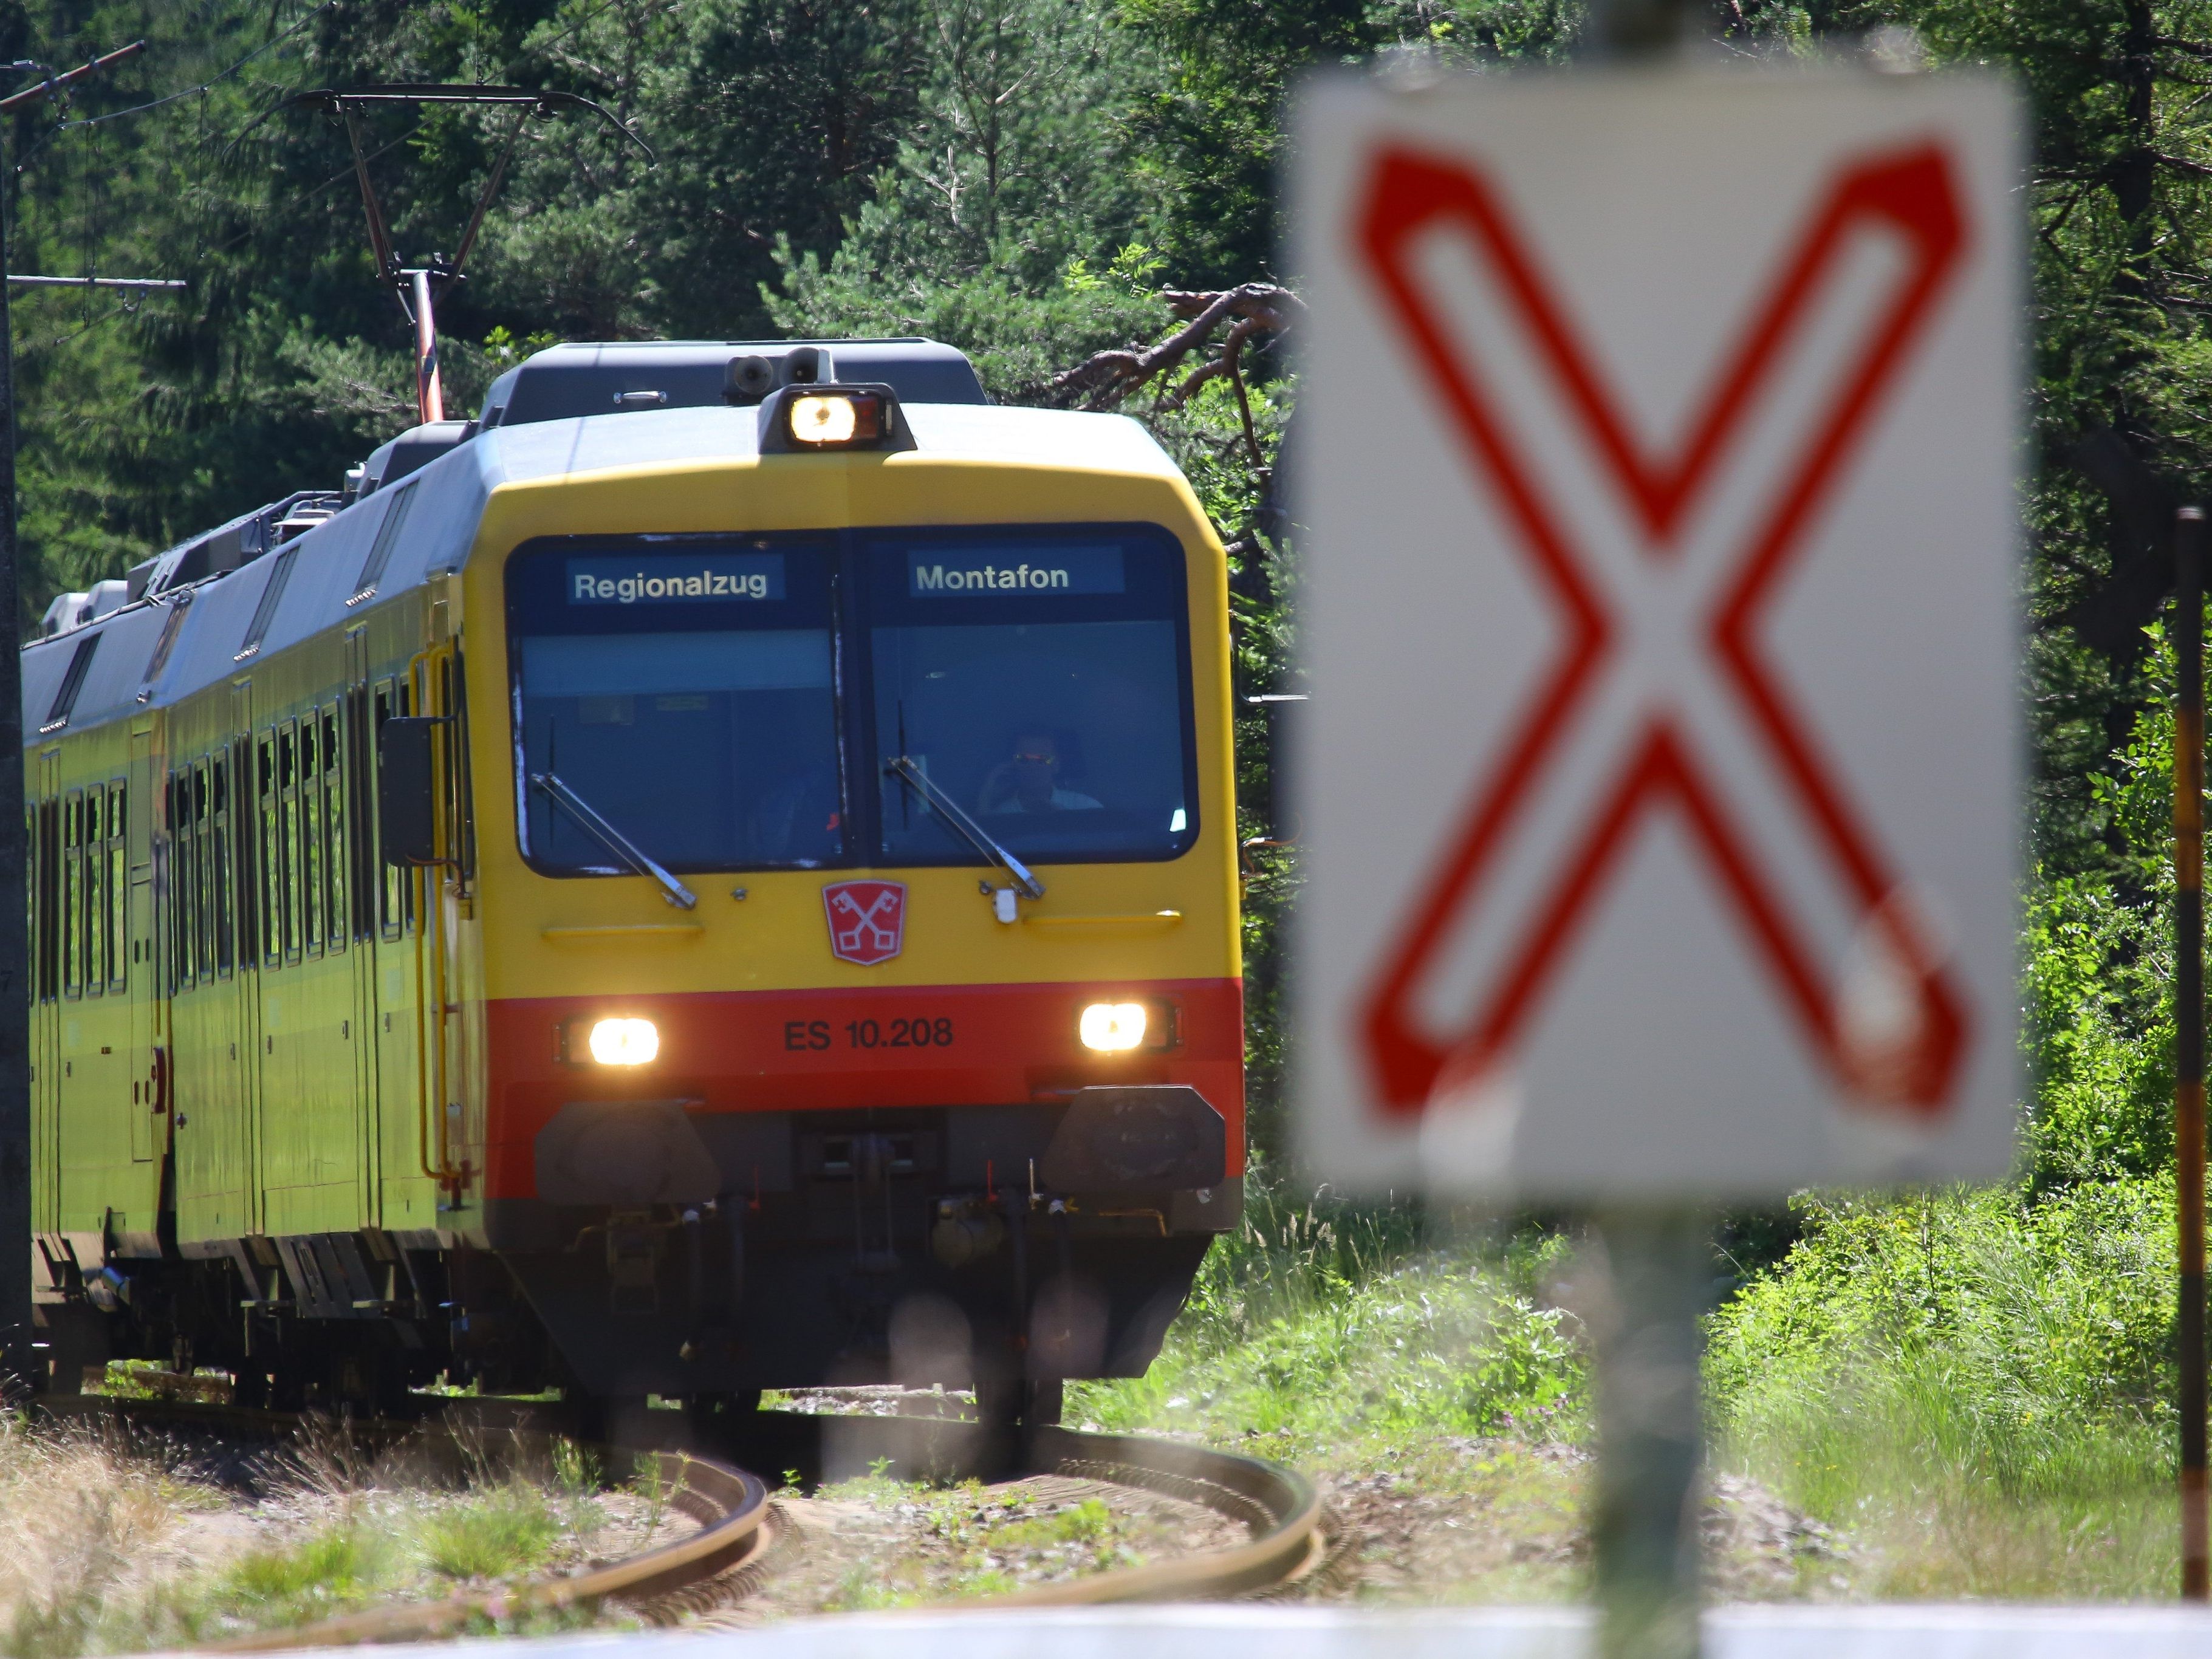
507;540;844;874
867;529;1198;865
505;525;1197;877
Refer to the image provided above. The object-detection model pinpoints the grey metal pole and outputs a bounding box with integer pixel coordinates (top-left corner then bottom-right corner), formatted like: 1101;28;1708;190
2176;504;2208;1599
1590;1209;1708;1659
1577;3;1710;1649
0;40;146;1397
0;120;29;1397
1586;0;1697;57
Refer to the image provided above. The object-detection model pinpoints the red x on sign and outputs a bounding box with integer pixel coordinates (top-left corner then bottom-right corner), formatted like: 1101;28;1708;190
1352;141;1976;1123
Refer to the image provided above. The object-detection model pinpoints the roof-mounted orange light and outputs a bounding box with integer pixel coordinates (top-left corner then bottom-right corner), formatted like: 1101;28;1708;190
789;392;882;446
757;382;915;455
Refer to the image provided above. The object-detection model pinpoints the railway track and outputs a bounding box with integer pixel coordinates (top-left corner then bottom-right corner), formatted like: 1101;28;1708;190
35;1393;1325;1644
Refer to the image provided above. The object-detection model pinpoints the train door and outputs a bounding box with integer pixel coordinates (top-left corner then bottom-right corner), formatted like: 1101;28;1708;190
21;794;35;1220
255;715;306;1228
344;633;382;1225
424;634;478;1198
369;674;432;1231
126;722;159;1168
31;750;59;1230
207;741;247;1214
231;682;265;1238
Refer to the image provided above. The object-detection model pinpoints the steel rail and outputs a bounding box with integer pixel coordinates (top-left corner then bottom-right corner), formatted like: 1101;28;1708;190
37;1396;1321;1635
770;1410;1324;1609
205;1442;770;1651
960;1424;1324;1606
35;1397;772;1649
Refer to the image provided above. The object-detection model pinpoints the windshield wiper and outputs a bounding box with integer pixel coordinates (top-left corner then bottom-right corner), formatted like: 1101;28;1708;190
885;755;1046;900
530;771;698;910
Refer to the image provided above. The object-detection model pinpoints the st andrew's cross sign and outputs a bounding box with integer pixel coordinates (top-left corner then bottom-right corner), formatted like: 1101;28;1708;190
1292;70;2021;1197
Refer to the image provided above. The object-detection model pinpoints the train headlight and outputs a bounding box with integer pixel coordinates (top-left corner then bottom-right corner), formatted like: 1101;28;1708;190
587;1018;660;1066
1079;1002;1149;1053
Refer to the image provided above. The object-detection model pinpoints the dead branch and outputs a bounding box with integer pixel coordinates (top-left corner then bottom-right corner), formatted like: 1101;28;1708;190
1047;281;1299;412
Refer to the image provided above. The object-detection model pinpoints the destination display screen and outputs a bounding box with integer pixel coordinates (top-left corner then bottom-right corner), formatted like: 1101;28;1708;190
567;551;786;606
906;545;1123;597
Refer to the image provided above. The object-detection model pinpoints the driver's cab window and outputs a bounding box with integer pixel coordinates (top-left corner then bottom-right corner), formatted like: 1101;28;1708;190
867;528;1198;865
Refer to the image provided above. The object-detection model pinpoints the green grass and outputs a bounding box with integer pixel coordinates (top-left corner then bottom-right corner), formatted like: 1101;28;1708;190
803;1476;1163;1606
415;1485;565;1582
1064;1168;2190;1602
204;1530;386;1625
0;1438;628;1657
1707;1179;2180;1598
83;1362;229;1404
1070;1180;1585;1468
993;1496;1112;1547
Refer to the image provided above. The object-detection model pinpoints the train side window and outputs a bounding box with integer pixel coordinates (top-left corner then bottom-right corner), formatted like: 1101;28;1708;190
201;767;217;979
183;767;200;982
257;736;281;968
81;791;99;994
191;762;211;982
37;798;60;1001
323;706;348;953
400;676;420;931
373;682;404;937
81;792;95;996
62;790;82;999
23;804;35;1003
278;722;300;962
83;788;104;996
298;715;323;957
211;760;233;978
163;777;180;989
97;790;113;993
231;738;257;971
440;654;478;888
106;782;126;992
174;772;191;990
346;686;373;941
89;786;109;994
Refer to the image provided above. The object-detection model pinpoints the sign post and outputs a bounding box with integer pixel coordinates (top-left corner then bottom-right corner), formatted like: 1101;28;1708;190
1291;66;2022;1653
2177;504;2208;1601
1585;1208;1707;1656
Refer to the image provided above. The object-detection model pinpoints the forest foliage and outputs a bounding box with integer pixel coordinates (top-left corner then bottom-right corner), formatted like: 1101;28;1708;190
6;0;2212;1510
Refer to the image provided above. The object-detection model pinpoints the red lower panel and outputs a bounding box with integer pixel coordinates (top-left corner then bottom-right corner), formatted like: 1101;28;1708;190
481;978;1245;1199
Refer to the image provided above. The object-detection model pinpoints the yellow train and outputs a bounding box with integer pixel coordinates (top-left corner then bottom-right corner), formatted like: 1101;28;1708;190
26;339;1244;1420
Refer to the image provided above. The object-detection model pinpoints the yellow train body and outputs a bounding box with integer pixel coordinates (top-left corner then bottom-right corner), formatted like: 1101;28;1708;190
24;342;1245;1407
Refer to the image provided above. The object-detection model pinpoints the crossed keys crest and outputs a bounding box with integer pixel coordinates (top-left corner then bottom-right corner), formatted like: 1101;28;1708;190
823;880;907;966
1353;140;1977;1123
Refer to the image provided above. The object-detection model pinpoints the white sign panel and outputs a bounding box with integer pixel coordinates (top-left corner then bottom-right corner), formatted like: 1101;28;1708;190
1292;68;2022;1197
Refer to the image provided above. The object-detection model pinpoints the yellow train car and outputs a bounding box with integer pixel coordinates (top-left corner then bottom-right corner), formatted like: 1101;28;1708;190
26;340;1244;1419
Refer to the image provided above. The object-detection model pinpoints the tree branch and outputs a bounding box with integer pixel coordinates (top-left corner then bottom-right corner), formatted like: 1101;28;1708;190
1047;282;1300;411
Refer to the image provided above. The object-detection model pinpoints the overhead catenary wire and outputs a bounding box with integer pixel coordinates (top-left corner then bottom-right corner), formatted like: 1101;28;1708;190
5;4;334;305
9;5;336;172
0;41;147;117
7;275;184;289
22;0;651;304
205;115;430;258
0;18;600;482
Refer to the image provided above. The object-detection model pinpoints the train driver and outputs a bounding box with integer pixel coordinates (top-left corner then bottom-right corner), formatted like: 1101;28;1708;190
978;732;1102;815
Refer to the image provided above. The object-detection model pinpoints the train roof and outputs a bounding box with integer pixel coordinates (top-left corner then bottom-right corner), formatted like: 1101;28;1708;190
477;338;989;429
21;389;1183;749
